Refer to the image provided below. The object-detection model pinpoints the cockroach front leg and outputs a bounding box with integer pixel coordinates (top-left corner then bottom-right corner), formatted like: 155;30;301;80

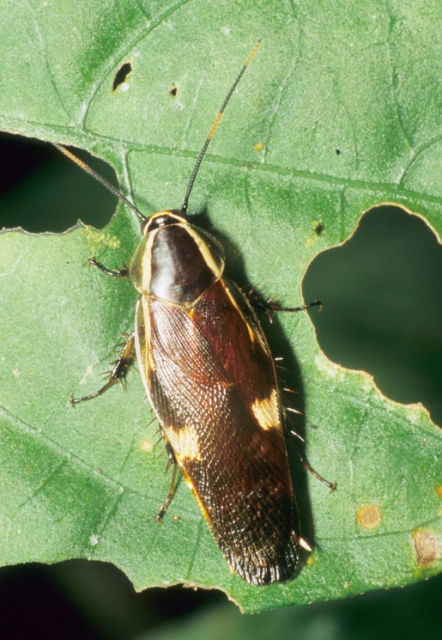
88;257;129;278
70;254;133;405
71;332;136;405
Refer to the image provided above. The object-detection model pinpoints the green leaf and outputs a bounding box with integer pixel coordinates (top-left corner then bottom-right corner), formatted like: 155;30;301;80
1;0;442;613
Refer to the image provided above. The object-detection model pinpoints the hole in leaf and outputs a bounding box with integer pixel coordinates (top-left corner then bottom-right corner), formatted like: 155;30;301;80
303;204;442;428
0;134;118;232
112;62;132;91
169;84;178;97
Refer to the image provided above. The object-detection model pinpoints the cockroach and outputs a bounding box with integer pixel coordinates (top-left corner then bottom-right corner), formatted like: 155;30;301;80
56;40;334;586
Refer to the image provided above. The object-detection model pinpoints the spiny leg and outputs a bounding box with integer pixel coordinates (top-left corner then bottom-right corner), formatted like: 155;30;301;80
253;297;322;317
71;332;136;405
290;438;337;491
248;290;331;488
255;296;333;490
156;443;180;522
88;257;129;278
267;299;322;313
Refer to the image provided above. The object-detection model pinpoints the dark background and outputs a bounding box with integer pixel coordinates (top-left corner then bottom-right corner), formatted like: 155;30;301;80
0;133;441;640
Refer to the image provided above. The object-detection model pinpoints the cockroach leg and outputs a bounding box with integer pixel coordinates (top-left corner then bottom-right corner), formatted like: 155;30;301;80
255;298;322;314
88;257;129;278
290;439;337;491
71;332;136;405
156;461;179;522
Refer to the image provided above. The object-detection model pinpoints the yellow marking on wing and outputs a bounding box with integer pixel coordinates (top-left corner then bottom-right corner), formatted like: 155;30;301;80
167;424;202;462
251;388;280;430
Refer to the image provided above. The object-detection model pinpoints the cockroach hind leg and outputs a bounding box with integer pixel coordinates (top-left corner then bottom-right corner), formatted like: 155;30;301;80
155;463;179;522
294;447;337;492
88;257;129;278
70;332;136;405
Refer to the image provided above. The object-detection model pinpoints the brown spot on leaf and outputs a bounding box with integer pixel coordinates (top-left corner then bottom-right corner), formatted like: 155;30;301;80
356;505;381;529
413;530;440;566
254;142;264;151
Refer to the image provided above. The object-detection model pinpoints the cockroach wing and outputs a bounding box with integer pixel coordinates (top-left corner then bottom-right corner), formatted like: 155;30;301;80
135;278;300;585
